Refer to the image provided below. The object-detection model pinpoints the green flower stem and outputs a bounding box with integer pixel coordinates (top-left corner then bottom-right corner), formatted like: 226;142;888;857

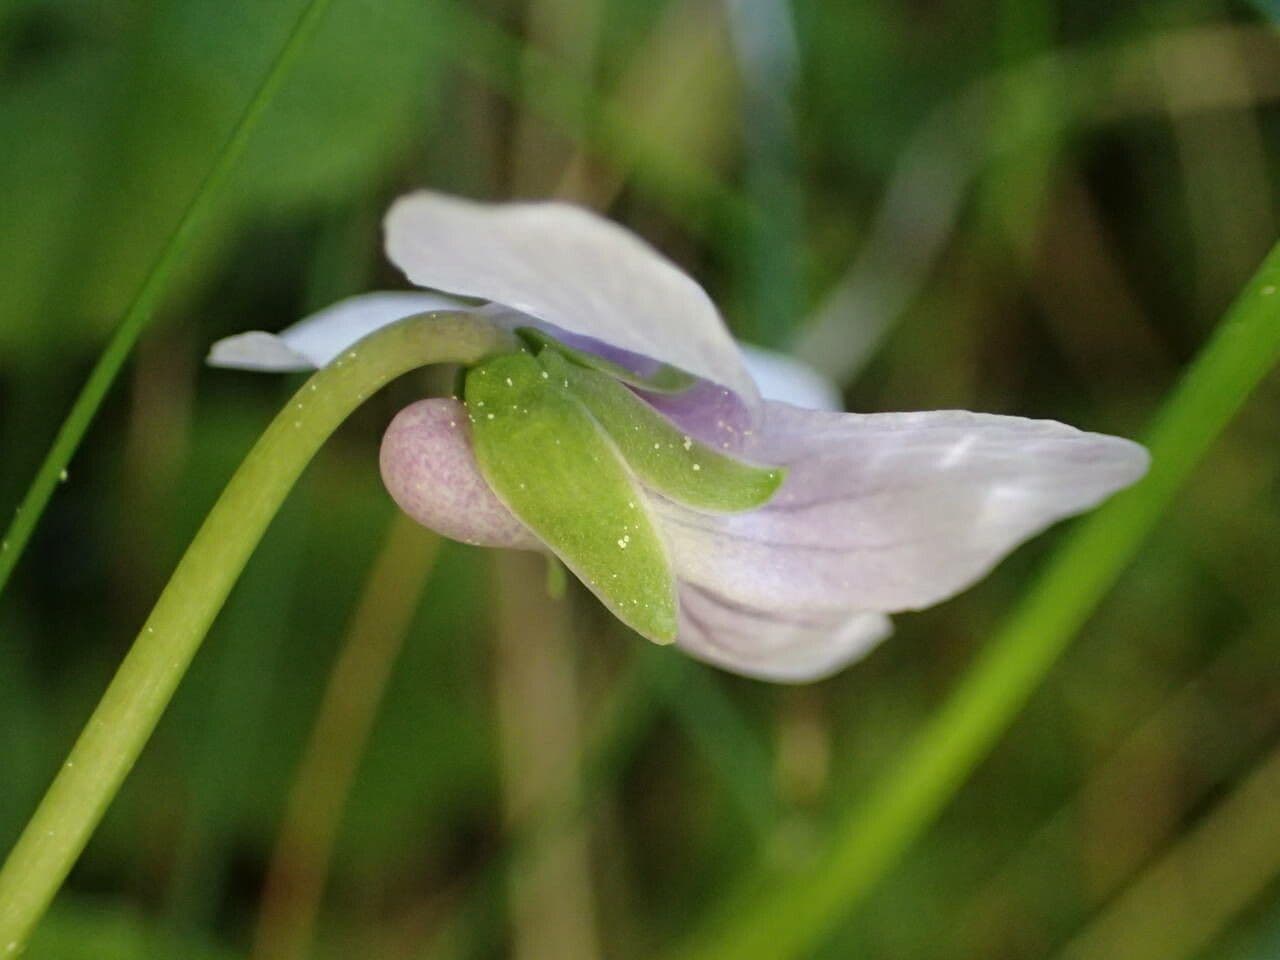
670;245;1280;960
0;315;515;955
0;0;335;598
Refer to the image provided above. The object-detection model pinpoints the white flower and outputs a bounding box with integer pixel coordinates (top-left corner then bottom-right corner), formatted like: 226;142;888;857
210;192;1148;682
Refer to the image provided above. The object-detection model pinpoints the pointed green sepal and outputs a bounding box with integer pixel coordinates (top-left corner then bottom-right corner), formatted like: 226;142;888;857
516;326;698;394
537;348;785;513
465;352;678;643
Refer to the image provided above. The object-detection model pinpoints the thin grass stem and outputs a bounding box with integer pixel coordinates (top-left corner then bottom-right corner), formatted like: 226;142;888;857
0;0;336;596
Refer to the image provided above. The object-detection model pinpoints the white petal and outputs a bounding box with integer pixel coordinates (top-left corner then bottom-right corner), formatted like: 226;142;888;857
383;192;759;405
677;584;891;683
207;291;476;371
206;331;312;371
739;342;842;411
652;403;1150;614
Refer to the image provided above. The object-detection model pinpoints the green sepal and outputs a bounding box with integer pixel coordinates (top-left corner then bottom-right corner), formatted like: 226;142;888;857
465;352;678;643
516;326;698;394
537;348;785;513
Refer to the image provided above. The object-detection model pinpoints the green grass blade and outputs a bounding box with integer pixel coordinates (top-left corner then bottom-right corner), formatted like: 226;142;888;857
0;0;335;597
666;245;1280;960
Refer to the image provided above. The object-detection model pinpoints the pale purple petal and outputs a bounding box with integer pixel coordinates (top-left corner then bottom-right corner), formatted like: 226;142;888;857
383;192;759;405
739;342;842;411
642;380;756;453
380;398;541;550
537;322;671;379
650;402;1150;614
208;291;477;371
676;584;892;682
612;343;838;451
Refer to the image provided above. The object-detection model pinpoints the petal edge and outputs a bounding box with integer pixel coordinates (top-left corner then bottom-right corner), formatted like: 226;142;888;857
208;291;477;371
677;584;892;682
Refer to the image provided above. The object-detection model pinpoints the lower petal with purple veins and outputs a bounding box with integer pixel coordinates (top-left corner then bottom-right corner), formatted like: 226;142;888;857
650;402;1150;615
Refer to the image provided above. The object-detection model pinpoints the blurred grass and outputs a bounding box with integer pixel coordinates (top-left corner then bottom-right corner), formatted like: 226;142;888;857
2;0;1280;957
667;234;1280;960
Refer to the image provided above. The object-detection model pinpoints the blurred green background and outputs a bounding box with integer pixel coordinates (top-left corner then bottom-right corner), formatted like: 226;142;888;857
3;0;1280;957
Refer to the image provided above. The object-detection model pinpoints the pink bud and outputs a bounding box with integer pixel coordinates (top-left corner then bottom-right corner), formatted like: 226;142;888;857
380;399;540;550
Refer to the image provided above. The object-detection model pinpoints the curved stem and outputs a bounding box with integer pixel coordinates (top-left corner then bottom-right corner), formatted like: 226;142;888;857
0;314;515;955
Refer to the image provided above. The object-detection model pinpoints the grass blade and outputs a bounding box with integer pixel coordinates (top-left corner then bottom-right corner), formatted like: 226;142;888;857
667;244;1280;960
0;0;336;596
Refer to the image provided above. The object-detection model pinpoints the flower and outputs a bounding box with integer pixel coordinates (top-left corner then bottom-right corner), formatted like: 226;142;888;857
209;191;1149;682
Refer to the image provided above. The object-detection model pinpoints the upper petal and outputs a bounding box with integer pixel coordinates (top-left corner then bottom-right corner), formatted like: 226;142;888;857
383;192;759;405
651;403;1150;614
208;291;477;370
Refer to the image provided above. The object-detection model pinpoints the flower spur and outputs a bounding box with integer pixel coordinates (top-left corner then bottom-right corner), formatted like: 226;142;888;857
210;191;1149;682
